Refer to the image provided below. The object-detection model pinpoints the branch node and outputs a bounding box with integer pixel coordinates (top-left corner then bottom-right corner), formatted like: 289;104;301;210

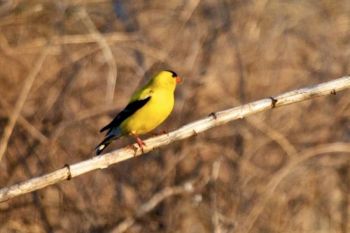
331;89;336;95
64;164;72;180
269;96;278;108
209;112;218;119
193;129;198;136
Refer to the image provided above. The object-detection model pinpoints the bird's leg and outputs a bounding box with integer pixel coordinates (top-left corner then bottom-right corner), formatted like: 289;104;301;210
136;136;146;147
131;133;146;153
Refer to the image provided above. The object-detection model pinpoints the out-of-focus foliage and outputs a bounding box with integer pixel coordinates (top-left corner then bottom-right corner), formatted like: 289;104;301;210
0;0;350;232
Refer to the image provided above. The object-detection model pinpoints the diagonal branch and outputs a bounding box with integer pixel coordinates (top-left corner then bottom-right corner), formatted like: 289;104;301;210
0;76;349;202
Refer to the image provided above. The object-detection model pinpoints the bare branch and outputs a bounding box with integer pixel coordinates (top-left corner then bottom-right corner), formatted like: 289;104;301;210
0;76;349;202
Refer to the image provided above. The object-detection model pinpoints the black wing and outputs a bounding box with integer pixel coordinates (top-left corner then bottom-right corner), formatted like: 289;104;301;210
99;96;151;134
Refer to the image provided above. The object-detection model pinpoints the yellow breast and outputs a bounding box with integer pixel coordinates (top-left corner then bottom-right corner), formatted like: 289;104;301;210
121;90;175;135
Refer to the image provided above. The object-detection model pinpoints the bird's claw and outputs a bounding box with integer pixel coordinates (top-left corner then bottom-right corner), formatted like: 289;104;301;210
135;137;146;154
127;144;139;156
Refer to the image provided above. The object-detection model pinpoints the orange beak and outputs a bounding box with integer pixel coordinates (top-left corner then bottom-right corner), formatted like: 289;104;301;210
176;76;182;84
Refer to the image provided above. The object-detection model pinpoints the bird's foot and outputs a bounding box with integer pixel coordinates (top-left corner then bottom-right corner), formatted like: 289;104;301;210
130;133;146;154
126;144;139;156
133;135;145;154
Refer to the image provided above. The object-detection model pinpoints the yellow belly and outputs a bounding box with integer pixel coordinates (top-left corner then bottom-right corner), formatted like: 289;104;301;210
120;92;174;135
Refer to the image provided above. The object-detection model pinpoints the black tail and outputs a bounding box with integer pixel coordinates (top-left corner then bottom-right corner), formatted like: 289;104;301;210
95;135;115;155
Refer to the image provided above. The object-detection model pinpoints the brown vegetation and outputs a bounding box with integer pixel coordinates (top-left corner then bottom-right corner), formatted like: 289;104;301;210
0;0;349;232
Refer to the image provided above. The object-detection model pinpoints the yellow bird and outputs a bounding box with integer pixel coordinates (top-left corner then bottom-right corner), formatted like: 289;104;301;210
96;70;182;155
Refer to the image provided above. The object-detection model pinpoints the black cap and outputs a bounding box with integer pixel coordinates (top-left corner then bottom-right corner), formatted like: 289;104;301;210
165;70;177;77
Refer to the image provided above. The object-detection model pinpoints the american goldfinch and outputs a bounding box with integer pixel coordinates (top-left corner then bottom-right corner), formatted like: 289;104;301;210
96;70;182;155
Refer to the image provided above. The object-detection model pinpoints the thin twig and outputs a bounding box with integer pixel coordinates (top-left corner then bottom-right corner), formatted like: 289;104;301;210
0;46;50;162
110;180;197;233
0;96;48;144
77;8;118;104
1;32;134;55
247;117;298;157
211;159;223;233
0;76;349;202
239;142;350;233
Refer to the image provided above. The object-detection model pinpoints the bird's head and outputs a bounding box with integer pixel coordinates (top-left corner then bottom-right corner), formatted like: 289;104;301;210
151;70;182;90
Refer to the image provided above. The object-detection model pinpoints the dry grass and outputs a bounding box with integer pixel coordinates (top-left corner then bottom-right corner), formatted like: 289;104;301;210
0;0;350;232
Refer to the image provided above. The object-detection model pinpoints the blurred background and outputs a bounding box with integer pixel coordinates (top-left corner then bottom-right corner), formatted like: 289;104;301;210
0;0;350;232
